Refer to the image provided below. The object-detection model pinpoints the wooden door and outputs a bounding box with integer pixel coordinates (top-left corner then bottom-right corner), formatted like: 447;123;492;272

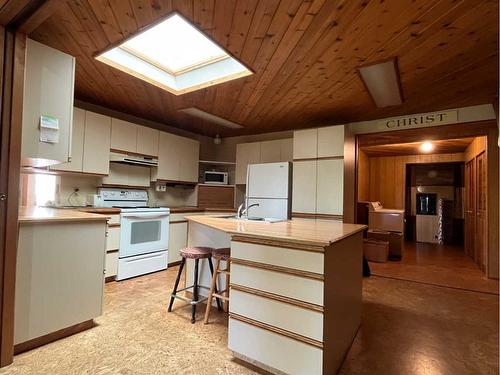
476;152;487;271
464;160;475;259
178;137;199;183
157;132;181;181
136;126;159;157
316;159;343;215
292;160;317;214
110;118;137;153
51;107;85;172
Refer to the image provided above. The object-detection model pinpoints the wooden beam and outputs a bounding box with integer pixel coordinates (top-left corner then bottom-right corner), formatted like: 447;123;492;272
17;0;61;34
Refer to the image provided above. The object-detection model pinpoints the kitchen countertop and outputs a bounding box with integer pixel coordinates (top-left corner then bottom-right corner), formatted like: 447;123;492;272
169;207;236;213
18;206;110;223
78;207;121;214
187;215;367;247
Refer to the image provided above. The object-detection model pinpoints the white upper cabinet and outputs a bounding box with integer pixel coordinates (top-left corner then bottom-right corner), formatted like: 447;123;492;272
235;142;261;184
293;129;318;160
111;118;137;153
260;140;282;163
179;137;200;183
292;160;317;214
316;159;343;215
136;126;159;157
157;132;199;183
102;163;150;187
51;108;85;172
280;138;294;162
83;111;111;175
317;125;344;158
21;39;75;167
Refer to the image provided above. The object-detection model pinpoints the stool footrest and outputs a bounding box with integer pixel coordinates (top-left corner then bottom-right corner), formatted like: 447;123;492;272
170;284;210;305
212;293;229;301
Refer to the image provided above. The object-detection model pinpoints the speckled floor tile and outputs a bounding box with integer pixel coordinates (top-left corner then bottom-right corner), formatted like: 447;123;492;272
0;267;497;374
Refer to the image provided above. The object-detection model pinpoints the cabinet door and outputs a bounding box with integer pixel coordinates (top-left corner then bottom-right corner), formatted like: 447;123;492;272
157;132;181;181
111;118;137;153
260;140;281;163
51;107;84;172
316;159;343;215
280;138;293;162
82;111;111;175
293;129;317;160
136;125;159;157
317;125;344;158
168;222;188;264
235;143;249;184
179;137;199;182
292;160;317;214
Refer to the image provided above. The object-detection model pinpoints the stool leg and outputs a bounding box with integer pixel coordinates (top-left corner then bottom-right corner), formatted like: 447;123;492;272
208;257;222;311
191;259;199;324
224;260;231;313
204;258;220;324
168;258;185;312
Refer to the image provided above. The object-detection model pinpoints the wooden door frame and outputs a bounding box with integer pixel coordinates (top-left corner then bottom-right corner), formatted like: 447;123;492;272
0;0;61;367
345;120;499;279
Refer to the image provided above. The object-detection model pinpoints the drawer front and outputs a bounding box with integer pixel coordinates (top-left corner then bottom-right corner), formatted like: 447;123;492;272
231;263;323;306
230;289;323;342
229;318;323;375
106;226;120;251
105;251;118;277
231;241;324;274
108;214;120;225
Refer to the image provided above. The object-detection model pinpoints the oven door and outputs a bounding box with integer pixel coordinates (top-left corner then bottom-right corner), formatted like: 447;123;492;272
119;212;169;258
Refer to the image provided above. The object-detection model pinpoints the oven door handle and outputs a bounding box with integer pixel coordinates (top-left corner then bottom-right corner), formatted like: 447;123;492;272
121;213;170;219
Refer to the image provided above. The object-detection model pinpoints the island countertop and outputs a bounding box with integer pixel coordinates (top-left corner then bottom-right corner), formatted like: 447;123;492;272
186;215;367;247
18;206;110;223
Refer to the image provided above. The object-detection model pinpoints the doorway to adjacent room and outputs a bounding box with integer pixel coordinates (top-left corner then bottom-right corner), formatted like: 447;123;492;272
355;122;498;294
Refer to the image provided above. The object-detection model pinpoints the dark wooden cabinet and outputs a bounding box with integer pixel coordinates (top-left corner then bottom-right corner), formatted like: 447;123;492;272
197;185;235;209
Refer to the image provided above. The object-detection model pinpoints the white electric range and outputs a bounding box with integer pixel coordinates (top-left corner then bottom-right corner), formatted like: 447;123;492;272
99;188;170;280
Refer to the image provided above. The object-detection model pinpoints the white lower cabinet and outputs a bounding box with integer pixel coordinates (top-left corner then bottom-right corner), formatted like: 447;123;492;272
292;160;317;214
168;221;188;264
316;159;343;215
106;226;120;251
105;251;119;278
228;318;323;375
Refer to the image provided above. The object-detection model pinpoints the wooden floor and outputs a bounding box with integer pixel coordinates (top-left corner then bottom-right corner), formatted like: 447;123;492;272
0;265;497;374
369;242;499;294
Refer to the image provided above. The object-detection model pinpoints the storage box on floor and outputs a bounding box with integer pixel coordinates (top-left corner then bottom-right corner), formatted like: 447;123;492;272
367;230;404;259
363;238;389;263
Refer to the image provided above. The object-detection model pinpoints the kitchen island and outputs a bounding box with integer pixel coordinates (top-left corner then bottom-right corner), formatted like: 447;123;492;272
184;215;367;375
15;207;108;353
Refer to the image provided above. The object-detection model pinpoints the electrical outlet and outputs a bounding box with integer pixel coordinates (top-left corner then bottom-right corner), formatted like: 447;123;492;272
156;184;167;192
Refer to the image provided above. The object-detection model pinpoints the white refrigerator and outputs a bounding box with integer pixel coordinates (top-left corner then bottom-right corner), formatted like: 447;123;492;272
245;162;292;219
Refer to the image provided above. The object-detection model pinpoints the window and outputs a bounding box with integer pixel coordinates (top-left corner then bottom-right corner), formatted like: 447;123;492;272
96;13;252;95
34;174;56;206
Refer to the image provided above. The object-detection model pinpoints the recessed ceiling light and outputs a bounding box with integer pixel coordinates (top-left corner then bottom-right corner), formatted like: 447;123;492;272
420;141;433;152
358;58;403;107
95;13;253;95
178;107;243;129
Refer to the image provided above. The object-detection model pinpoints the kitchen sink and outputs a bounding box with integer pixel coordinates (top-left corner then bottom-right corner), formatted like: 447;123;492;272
218;215;287;223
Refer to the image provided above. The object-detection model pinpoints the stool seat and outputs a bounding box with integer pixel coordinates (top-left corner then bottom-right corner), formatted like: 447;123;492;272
212;247;230;261
180;246;213;259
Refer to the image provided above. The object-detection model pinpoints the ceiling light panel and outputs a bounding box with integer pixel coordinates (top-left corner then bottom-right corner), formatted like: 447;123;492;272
179;107;243;129
95;13;252;95
358;59;403;108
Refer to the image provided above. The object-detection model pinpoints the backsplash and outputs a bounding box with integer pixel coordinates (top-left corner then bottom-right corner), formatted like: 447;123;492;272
148;185;198;207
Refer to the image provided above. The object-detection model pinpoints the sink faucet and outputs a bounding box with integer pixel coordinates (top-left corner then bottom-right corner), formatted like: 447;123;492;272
242;203;259;217
237;202;246;219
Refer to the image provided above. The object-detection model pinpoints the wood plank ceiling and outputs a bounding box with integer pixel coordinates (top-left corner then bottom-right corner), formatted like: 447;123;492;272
29;0;498;136
360;137;475;157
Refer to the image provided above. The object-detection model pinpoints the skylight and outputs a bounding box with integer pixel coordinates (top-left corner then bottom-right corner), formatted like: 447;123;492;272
95;13;252;95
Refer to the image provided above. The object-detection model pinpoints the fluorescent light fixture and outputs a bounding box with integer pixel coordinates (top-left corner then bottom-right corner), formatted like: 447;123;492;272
420;141;433;152
95;13;253;95
358;58;403;107
179;107;243;129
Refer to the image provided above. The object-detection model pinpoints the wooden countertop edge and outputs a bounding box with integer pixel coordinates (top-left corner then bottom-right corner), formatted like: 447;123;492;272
18;207;110;223
186;215;367;248
19;216;110;224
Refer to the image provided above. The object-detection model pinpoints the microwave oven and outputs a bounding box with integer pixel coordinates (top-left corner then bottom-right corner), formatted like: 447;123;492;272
204;171;229;185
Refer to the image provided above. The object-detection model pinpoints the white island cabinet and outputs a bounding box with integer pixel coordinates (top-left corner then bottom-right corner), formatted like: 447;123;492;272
184;215;366;375
15;207;107;353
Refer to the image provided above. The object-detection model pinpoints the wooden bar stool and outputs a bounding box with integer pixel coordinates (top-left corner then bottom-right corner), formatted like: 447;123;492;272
204;247;231;324
168;246;221;323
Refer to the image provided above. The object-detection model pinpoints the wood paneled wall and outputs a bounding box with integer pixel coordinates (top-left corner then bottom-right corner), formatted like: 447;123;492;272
357;149;370;202
360;153;464;209
464;136;486;162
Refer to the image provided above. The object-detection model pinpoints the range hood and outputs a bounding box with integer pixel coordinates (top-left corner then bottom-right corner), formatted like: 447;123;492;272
109;152;158;167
